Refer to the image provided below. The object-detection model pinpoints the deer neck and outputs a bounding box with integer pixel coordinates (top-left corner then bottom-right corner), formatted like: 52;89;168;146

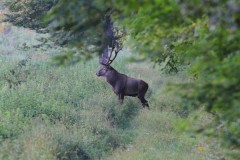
106;70;119;87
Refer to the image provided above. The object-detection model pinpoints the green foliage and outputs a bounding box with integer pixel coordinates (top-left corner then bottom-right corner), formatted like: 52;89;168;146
174;2;240;149
113;0;184;72
4;0;58;31
0;56;139;159
107;109;231;160
176;25;240;148
0;29;141;158
103;100;139;129
4;0;125;63
2;0;240;156
0;26;236;159
108;0;240;150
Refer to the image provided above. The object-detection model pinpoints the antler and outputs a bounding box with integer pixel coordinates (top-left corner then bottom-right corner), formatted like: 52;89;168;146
100;41;122;66
99;10;124;66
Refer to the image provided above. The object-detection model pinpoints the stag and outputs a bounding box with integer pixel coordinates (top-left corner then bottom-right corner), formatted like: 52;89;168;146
96;44;150;109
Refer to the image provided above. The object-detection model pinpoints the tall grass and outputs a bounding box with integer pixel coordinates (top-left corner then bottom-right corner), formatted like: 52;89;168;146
0;26;232;159
0;53;142;159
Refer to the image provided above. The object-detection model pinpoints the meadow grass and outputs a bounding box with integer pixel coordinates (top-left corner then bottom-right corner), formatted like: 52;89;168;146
0;26;232;160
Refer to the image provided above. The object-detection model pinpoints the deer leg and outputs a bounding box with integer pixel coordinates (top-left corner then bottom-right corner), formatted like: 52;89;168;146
118;94;124;105
144;101;150;109
121;94;125;104
138;95;149;109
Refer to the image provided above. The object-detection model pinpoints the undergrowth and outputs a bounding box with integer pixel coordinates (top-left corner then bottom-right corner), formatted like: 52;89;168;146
0;26;233;160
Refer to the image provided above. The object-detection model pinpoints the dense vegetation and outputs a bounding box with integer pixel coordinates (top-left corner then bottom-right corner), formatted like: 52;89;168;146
0;26;234;160
1;0;240;159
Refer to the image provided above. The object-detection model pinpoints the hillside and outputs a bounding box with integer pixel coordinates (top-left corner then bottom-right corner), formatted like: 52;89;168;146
0;26;234;160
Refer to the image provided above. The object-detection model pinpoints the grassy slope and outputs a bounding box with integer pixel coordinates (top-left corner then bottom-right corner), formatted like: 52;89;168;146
0;27;232;160
106;64;228;160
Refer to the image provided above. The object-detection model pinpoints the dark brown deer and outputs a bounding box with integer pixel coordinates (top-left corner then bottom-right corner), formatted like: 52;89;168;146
97;43;149;109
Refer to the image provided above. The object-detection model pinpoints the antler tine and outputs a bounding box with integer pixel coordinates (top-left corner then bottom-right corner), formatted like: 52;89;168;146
100;41;122;66
105;44;115;65
115;42;122;54
99;47;110;66
106;41;123;65
99;56;109;66
107;51;118;65
99;54;103;64
107;46;114;65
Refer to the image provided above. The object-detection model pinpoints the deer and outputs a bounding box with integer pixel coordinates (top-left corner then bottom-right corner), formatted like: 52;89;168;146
96;43;150;109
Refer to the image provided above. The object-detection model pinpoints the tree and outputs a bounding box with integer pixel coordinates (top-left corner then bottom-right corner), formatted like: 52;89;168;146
4;0;58;32
4;0;240;151
112;0;240;149
4;0;124;64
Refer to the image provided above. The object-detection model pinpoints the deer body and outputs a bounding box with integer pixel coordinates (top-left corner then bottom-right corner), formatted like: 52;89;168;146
96;66;149;109
98;18;149;108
